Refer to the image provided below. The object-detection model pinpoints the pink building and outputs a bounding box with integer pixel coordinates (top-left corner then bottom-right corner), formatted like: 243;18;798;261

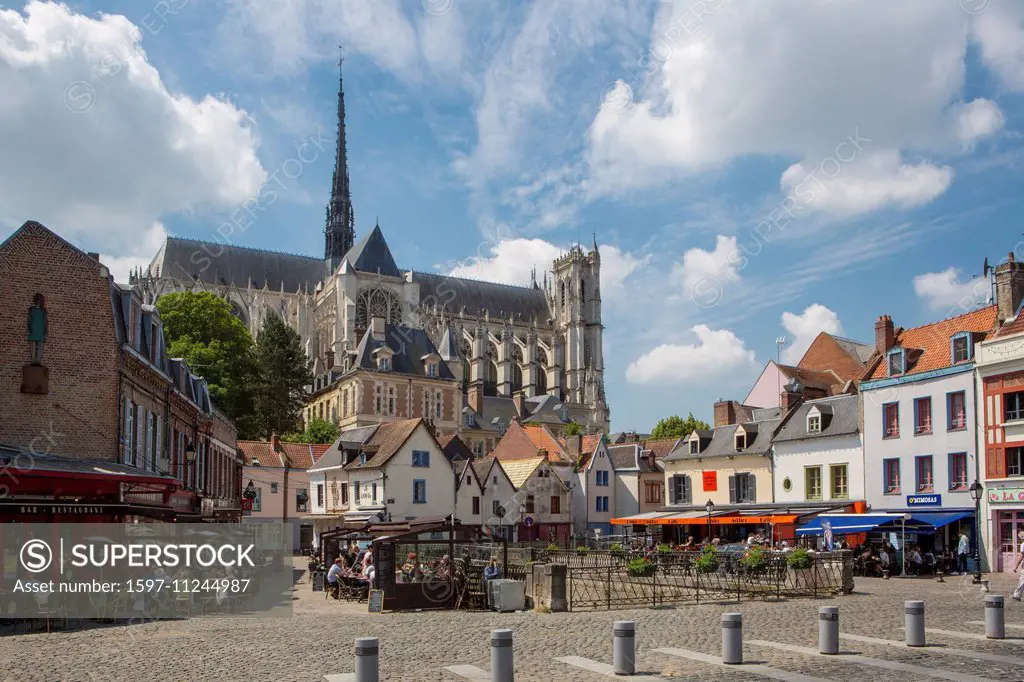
238;435;330;552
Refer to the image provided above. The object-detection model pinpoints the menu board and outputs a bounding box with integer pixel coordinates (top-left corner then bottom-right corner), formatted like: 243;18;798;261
311;572;325;592
367;589;384;613
375;543;396;598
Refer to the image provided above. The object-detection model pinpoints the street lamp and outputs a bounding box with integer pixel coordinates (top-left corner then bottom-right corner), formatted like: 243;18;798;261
705;499;715;542
969;479;984;584
183;440;196;488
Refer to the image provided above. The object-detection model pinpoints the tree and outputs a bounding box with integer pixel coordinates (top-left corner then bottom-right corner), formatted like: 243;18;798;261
650;413;711;440
156;291;258;437
282;418;340;444
253;313;313;439
563;421;584;436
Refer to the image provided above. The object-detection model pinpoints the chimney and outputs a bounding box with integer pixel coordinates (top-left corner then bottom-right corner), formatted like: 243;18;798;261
874;315;895;355
713;400;740;427
371;316;386;341
467;381;484;416
780;388;803;413
565;434;582;460
325;350;335;369
271;432;281;453
996;253;1024;323
513;391;527;419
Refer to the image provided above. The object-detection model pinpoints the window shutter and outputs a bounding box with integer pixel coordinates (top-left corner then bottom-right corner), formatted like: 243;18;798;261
155;417;162;470
728;475;736;503
122;399;131;465
988;446;1004;479
136;407;145;467
748;473;756;502
685;475;692;504
669;476;677;504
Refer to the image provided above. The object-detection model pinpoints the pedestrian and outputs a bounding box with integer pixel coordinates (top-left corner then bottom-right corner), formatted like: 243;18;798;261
1012;531;1024;601
955;530;970;576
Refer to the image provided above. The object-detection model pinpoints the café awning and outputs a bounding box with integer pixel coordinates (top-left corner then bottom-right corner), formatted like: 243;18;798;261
613;510;801;526
901;510;973;530
611;510;709;525
796;513;910;536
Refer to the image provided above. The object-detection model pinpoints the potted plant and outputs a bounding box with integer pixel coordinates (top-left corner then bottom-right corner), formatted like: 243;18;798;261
656;543;672;554
627;557;655;578
740;546;768;572
787;547;814;589
546;543;560;552
694;546;719;574
575;546;589;553
610;542;623;556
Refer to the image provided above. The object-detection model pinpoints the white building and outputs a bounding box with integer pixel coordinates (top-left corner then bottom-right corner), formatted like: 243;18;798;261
455;456;519;538
859;310;996;549
771;394;863;504
305;418;456;545
571;437;615;538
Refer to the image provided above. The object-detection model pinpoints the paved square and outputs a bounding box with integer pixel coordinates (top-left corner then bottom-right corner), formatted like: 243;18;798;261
3;561;1024;681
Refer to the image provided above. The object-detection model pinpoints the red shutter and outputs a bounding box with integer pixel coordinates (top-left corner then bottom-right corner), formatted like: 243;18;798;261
987;446;1005;479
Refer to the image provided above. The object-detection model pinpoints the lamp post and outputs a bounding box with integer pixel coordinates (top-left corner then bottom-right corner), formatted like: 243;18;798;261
969;479;984;584
184;440;196;489
705;499;715;542
518;504;527;544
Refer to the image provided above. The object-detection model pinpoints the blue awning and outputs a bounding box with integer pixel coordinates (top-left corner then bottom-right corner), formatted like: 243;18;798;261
903;511;973;529
796;514;908;536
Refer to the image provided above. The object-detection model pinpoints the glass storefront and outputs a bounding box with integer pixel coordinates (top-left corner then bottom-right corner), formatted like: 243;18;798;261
996;509;1024;572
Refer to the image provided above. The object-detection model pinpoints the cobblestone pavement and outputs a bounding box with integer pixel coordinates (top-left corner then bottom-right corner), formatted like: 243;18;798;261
3;563;1024;682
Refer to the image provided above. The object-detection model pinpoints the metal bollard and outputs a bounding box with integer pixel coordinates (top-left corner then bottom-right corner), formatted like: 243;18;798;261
613;620;636;675
985;595;1005;639
491;628;514;682
354;637;379;682
819;606;839;655
722;613;743;664
904;601;925;647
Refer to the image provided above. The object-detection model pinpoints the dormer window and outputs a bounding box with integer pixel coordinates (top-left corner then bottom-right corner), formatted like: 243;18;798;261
689;439;699;454
951;332;972;364
378;356;391;371
465;413;474;427
735;432;747;451
359;453;367;466
887;348;905;377
427;362;438;377
807;414;821;433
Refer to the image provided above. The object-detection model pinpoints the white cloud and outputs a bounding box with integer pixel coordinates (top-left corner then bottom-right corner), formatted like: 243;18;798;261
626;325;756;384
447;237;645;299
0;1;265;260
913;267;991;312
100;223;168;283
972;2;1024;91
954;98;1005;147
779;150;954;216
672;235;740;293
586;1;1014;213
780;304;843;364
219;0;465;82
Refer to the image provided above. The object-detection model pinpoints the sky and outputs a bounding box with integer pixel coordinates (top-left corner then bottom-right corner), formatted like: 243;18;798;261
1;0;1022;433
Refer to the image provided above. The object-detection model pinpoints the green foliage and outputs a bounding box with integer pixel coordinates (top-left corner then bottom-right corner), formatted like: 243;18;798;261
253;314;313;438
546;543;560;552
740;547;768;570
575;546;589;553
563;421;583;436
156;291;258;437
787;548;812;570
650;413;711;441
656;543;672;554
282;418;340;444
609;542;623;554
626;557;655;577
694;546;719;574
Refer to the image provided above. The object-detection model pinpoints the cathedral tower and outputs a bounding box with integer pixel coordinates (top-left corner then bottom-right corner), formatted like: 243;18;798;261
324;56;355;271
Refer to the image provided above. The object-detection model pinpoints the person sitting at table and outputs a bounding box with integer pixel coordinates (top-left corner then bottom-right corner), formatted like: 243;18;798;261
326;558;344;599
876;547;891;576
907;546;923;575
401;552;422;582
435;555;452;580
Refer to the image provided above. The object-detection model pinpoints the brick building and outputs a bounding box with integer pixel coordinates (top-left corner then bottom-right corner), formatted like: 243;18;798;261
0;221;241;522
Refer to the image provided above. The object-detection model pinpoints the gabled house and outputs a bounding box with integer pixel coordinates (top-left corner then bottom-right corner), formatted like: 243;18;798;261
454;456;519;538
860;308;996;533
570;436;616;538
771;394;863;505
305;418;455;544
438;433;474;463
609;443;664;519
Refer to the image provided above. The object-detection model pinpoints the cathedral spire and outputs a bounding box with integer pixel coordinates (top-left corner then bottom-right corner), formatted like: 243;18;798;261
325;50;355;266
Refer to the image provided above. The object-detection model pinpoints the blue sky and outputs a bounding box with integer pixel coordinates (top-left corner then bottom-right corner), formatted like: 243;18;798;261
2;0;1023;432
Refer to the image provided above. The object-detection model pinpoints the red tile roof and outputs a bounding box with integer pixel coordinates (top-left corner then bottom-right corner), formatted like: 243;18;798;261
523;425;565;457
238;441;281;467
642;438;680;460
237;441;332;470
865;306;998;380
995;312;1024;338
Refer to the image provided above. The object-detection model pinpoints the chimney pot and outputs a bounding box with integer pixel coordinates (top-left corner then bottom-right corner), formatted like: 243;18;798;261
875;314;895;354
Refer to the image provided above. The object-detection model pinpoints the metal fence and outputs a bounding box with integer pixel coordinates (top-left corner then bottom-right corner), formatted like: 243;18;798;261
563;551;851;611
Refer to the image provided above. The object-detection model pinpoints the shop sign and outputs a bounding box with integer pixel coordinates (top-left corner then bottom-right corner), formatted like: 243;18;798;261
17;504;106;516
907;494;941;506
702;471;718;492
989;487;1024;503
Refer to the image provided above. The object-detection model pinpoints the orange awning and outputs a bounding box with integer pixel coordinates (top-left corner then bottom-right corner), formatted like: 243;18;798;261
710;514;799;525
612;512;801;526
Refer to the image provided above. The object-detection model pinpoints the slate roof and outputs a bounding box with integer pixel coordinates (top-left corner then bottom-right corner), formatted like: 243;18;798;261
777;365;842;393
664;416;781;461
344;418;423;470
438;434;473;462
830;334;875;364
309;425;381;472
772;394;860;444
149;237;326;291
438;323;460;361
343;225;401;277
352;324;456;379
412;271;551;323
864;306;998;380
608;444;641;471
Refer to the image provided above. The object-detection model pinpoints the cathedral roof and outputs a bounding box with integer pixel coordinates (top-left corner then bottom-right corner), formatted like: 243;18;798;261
412;271;550;322
344;224;400;277
149;237;327;292
352;323;457;379
437;322;460;361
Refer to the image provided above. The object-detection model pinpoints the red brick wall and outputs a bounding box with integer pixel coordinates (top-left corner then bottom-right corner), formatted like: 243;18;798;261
798;333;866;381
0;223;120;460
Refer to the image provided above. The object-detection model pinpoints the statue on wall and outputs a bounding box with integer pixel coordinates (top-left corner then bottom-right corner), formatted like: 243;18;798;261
27;293;47;365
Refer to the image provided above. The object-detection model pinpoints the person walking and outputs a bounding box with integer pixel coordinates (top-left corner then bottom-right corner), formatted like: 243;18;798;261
1012;531;1024;601
956;530;970;576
